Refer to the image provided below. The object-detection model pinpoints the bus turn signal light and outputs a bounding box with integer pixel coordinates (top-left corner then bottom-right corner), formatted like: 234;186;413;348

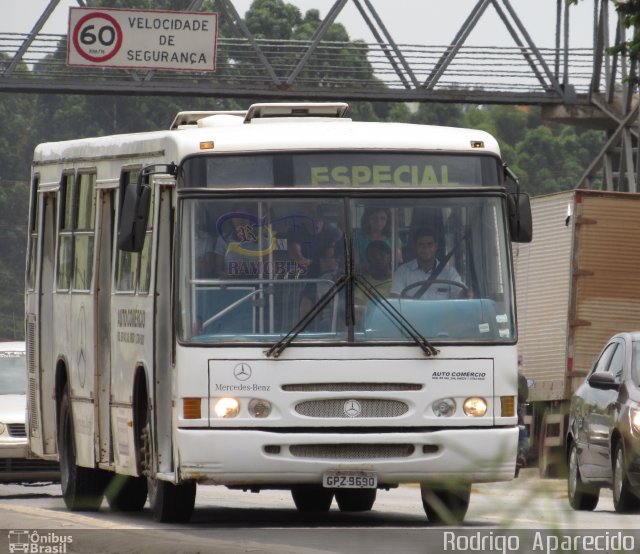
500;396;515;417
183;398;202;419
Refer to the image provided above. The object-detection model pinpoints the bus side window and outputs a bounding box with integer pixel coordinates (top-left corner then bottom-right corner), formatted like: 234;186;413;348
26;176;40;291
116;169;155;294
137;183;155;294
56;173;75;291
73;173;96;291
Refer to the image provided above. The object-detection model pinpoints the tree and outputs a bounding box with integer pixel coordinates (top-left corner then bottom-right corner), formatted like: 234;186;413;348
570;0;639;80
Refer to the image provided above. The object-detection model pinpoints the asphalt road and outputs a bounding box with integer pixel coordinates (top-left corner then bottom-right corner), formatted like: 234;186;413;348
1;469;639;554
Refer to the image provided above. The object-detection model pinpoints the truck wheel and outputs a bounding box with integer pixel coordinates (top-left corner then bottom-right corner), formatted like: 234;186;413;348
58;385;108;510
105;474;148;511
147;476;197;523
538;412;568;478
613;442;640;513
421;482;471;524
567;442;599;510
291;485;333;512
335;488;377;512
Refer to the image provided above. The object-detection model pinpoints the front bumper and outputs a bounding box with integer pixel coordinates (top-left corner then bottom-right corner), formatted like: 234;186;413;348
176;426;518;485
0;440;29;459
0;440;60;483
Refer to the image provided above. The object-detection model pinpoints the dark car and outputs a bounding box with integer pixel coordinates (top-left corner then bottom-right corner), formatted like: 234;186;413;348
566;332;640;512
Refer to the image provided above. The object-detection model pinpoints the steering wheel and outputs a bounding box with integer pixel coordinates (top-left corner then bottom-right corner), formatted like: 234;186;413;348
400;279;470;299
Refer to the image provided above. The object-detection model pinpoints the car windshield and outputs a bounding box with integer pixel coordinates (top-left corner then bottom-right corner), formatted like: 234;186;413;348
177;195;515;345
0;350;26;394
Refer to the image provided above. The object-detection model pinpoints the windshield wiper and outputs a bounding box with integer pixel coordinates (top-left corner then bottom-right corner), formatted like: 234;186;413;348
265;274;349;358
354;274;439;357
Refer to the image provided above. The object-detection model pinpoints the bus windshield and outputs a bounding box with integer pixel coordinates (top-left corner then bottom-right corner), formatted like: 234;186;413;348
177;194;515;345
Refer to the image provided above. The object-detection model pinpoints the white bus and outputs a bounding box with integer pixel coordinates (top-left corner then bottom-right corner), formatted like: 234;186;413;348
25;102;531;523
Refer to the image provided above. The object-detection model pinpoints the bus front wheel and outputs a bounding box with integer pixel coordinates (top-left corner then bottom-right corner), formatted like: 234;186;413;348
147;476;197;523
291;485;334;512
335;488;377;511
420;482;471;524
58;385;108;510
139;422;196;522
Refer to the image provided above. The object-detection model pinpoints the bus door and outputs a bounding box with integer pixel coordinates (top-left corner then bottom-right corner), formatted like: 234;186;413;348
67;172;98;467
153;183;174;473
38;191;57;455
95;188;115;464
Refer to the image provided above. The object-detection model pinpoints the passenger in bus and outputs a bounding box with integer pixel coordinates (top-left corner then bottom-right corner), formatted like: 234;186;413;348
354;240;393;327
296;203;342;261
355;240;393;303
299;240;344;330
279;234;311;278
355;207;400;269
390;227;465;299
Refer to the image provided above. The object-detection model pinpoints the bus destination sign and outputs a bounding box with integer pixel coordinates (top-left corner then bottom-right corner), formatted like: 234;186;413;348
67;8;218;72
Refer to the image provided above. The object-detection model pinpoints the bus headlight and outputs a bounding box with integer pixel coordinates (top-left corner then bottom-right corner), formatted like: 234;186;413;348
248;399;272;418
0;422;5;435
214;398;240;418
463;397;488;417
432;398;456;417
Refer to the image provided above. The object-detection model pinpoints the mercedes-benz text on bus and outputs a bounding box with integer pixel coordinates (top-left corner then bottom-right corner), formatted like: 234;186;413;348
25;102;532;523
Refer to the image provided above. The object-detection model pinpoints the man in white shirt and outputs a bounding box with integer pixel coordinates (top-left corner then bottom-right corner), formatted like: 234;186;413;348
390;227;465;299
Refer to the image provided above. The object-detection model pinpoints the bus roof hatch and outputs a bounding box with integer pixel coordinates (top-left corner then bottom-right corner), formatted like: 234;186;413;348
243;102;349;123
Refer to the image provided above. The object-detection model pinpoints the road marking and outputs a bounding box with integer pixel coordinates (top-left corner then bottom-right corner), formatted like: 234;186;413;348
0;503;146;529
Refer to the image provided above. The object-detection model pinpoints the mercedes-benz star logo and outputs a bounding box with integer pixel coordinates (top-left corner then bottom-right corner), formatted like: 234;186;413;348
343;399;362;418
233;362;252;381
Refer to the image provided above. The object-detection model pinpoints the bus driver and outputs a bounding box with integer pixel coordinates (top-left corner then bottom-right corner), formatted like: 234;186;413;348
390;227;466;299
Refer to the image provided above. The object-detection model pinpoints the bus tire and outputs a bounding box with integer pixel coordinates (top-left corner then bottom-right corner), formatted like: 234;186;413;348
58;385;107;511
105;474;148;512
147;477;196;523
335;488;377;512
291;485;333;512
420;482;471;524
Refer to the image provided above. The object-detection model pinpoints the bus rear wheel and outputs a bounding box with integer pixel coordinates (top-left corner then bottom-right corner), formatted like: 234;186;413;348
105;474;148;512
58;385;108;510
420;482;471;524
335;488;377;512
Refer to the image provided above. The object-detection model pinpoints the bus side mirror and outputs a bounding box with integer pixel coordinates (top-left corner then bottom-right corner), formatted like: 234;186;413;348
118;179;151;252
508;192;533;243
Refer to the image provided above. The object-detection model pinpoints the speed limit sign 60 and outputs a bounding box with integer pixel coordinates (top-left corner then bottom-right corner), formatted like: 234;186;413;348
67;7;218;71
71;12;123;63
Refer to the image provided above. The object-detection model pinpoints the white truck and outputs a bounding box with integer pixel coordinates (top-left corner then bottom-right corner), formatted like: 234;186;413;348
514;188;640;476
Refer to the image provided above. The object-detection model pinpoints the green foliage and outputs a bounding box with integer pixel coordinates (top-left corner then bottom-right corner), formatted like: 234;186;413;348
569;0;640;67
459;105;605;195
0;181;29;339
245;0;302;40
410;103;465;127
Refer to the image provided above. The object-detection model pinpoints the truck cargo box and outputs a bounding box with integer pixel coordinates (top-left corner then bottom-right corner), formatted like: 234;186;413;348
513;189;640;474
